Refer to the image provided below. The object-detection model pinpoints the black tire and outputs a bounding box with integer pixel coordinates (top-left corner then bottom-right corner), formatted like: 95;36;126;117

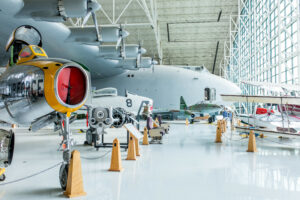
208;117;213;124
0;174;5;182
59;164;69;190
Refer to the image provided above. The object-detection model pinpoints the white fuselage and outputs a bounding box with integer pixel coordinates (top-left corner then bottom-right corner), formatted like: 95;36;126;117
90;93;153;115
93;65;241;111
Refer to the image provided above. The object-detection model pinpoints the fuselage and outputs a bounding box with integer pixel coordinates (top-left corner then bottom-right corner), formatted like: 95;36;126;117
93;65;241;111
0;56;89;125
88;92;153;115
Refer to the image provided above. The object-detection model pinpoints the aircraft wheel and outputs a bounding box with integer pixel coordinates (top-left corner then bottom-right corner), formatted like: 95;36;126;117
59;164;69;190
0;174;5;181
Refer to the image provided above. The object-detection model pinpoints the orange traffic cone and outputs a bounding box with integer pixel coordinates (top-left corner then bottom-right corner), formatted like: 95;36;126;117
64;150;87;198
134;137;140;156
185;118;189;126
109;138;123;172
153;121;159;128
142;127;149;145
126;134;136;160
247;130;257;152
237;119;241;127
215;126;222;143
217;120;221;128
221;120;225;133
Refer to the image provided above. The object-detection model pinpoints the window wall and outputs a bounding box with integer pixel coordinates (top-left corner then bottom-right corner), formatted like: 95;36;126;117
222;0;299;97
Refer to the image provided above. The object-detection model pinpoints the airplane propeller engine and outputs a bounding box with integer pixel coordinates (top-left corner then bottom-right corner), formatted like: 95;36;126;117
81;0;101;41
89;107;113;129
17;0;101;22
112;108;128;128
0;130;14;168
136;42;143;68
66;26;129;44
81;0;101;26
115;24;126;58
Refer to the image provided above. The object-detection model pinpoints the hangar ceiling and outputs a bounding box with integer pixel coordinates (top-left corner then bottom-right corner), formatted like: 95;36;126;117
72;0;238;75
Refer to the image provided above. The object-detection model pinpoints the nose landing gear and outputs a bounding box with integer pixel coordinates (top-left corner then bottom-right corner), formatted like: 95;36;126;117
59;114;72;190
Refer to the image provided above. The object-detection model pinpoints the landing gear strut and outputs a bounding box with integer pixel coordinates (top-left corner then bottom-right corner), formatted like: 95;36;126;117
59;114;72;190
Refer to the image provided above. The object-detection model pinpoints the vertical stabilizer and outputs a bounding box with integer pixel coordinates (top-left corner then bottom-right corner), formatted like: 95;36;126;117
180;96;187;110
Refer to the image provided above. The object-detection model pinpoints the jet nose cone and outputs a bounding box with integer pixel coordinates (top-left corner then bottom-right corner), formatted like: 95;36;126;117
227;82;241;95
121;30;130;38
140;48;147;54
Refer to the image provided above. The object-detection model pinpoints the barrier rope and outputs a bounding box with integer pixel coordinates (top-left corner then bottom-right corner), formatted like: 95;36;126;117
80;150;111;160
222;133;248;141
0;162;63;186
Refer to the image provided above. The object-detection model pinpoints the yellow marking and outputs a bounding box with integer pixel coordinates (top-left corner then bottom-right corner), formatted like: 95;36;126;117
19;60;85;114
17;45;47;64
0;168;5;176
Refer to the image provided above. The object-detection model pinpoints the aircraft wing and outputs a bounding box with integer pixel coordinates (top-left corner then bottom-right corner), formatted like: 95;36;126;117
0;0;156;78
242;81;300;93
221;95;300;105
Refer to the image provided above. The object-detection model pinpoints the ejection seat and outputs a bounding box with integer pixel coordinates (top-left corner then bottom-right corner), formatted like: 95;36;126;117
147;117;165;144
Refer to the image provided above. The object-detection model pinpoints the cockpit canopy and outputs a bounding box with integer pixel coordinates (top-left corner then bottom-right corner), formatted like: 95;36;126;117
6;25;42;52
17;45;48;64
93;88;118;97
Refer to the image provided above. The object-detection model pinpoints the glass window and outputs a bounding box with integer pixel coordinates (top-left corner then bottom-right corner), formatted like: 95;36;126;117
19;46;32;58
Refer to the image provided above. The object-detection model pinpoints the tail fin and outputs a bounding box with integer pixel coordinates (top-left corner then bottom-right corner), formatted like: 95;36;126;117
180;96;187;110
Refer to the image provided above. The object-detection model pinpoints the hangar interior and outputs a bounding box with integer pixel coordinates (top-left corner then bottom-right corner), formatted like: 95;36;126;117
71;0;238;74
0;0;300;200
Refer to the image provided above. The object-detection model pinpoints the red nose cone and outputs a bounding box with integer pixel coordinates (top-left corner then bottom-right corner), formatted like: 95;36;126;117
57;67;87;105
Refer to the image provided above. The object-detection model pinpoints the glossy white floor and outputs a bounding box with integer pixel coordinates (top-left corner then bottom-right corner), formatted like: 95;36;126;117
2;122;300;200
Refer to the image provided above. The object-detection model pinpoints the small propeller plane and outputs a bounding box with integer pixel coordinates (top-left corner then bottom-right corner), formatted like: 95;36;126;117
221;94;300;137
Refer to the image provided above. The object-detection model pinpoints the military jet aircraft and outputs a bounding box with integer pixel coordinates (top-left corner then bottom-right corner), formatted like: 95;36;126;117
0;41;89;189
152;96;222;121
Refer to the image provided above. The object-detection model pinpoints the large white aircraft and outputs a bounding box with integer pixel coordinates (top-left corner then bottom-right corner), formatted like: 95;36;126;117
0;0;241;190
93;65;241;116
0;1;241;113
0;0;241;122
